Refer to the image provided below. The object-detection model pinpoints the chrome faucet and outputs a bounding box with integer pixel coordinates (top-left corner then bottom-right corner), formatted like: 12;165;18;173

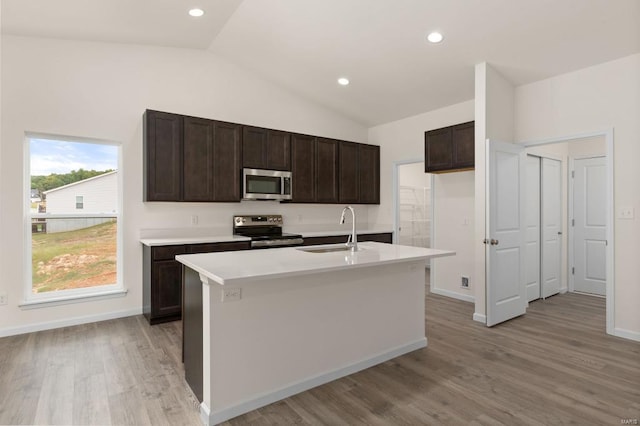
339;205;358;252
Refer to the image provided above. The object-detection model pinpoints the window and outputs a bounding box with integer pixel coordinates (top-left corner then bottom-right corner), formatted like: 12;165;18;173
26;136;121;301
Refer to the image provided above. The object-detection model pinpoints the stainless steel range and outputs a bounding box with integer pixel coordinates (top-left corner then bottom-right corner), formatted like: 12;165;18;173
233;215;303;249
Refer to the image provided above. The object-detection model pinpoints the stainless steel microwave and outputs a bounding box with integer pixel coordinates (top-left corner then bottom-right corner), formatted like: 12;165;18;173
243;168;292;201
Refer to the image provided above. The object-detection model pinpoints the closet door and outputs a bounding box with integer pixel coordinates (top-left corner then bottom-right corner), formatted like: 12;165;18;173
525;155;541;302
541;157;562;298
572;156;607;296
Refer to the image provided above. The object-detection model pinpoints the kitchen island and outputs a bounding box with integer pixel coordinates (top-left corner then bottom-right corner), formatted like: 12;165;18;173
177;242;454;425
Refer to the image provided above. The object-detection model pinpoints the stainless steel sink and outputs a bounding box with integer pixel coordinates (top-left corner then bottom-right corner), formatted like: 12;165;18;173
297;245;363;254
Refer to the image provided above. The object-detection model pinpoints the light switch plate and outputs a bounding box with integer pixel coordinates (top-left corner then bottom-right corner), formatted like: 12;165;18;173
618;207;634;219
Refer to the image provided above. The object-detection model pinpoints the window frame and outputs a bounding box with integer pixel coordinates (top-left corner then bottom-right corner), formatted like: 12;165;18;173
23;133;124;305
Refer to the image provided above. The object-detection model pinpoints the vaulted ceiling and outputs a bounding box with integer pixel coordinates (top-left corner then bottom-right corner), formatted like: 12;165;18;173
3;0;639;126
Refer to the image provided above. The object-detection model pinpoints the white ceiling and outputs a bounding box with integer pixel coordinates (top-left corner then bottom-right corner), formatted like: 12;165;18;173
2;0;639;126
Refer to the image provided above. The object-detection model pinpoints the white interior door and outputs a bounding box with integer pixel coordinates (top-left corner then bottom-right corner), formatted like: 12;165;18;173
573;156;607;296
486;140;527;327
525;155;541;302
541;157;562;298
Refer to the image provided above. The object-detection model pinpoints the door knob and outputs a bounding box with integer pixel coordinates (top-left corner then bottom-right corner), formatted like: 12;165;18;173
490;239;499;245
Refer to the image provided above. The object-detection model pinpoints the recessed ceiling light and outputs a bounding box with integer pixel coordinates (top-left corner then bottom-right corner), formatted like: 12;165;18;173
337;77;350;86
188;8;205;17
426;32;444;43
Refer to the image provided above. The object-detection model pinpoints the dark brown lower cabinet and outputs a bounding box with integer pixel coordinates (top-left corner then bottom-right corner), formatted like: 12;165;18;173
302;232;393;246
142;241;250;325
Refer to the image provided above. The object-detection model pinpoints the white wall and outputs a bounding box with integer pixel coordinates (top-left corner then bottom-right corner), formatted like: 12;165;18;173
515;53;640;340
368;100;475;300
431;171;475;301
0;35;368;336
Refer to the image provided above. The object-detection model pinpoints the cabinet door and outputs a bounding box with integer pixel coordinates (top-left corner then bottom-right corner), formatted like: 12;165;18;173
339;141;359;203
183;117;214;201
359;233;392;244
452;121;475;169
316;138;339;203
213;122;242;201
266;130;291;171
424;127;453;173
242;126;267;169
302;235;348;246
358;144;380;204
144;110;183;201
152;260;183;318
291;134;316;202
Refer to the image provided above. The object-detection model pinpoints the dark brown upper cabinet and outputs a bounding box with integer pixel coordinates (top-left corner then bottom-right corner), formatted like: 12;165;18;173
424;121;475;173
145;110;241;202
213;121;242;201
242;126;291;171
291;134;317;202
183;116;214;202
358;144;380;204
145;109;379;204
316;138;340;203
290;136;341;204
338;141;360;203
144;110;183;201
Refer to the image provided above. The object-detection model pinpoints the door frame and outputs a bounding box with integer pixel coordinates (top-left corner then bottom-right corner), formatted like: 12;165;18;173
522;129;614;336
392;159;434;280
568;154;607;295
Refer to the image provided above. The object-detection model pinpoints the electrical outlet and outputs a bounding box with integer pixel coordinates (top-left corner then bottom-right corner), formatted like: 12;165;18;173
222;288;242;302
0;292;7;305
461;276;470;288
190;215;199;226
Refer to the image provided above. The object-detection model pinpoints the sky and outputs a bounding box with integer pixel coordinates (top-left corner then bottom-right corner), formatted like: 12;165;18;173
30;138;118;176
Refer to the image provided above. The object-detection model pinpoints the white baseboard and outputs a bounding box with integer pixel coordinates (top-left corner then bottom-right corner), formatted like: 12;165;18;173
473;312;486;324
201;337;428;425
612;327;640;342
0;308;142;338
430;286;475;303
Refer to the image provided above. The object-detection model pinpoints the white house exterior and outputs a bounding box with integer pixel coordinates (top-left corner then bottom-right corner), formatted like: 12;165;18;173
44;170;117;214
43;171;118;232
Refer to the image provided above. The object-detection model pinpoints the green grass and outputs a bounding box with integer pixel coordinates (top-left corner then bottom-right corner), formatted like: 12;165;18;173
31;220;117;293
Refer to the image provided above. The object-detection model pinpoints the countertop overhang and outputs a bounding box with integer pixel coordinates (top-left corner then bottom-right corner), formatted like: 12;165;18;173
176;242;454;286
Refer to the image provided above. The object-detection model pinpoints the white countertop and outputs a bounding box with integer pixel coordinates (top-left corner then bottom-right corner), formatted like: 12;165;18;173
176;242;454;285
139;225;394;246
140;235;250;247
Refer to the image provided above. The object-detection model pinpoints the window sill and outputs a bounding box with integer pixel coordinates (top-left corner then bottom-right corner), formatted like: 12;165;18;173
19;289;128;310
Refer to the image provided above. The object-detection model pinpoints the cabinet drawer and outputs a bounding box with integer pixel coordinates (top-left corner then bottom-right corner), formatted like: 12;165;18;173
152;245;187;261
188;241;250;254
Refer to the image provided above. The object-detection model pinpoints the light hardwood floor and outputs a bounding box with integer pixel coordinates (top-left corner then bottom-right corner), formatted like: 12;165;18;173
1;286;638;425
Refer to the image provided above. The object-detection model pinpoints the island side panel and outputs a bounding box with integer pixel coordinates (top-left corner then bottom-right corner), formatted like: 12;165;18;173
204;260;426;419
183;266;203;402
